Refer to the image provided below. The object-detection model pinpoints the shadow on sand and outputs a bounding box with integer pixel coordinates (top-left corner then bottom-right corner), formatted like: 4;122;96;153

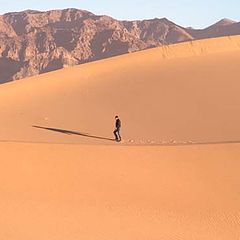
33;125;115;142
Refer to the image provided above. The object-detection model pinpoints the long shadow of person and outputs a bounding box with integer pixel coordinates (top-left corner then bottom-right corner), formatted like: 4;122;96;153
33;125;115;141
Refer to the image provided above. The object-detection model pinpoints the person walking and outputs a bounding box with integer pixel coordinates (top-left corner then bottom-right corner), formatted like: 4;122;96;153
113;116;121;142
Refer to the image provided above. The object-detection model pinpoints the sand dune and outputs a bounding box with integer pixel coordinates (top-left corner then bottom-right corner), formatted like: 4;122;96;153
0;142;240;240
0;36;240;239
0;36;240;144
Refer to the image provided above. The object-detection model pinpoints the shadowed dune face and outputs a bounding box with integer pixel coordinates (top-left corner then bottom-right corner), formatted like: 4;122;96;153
0;36;239;144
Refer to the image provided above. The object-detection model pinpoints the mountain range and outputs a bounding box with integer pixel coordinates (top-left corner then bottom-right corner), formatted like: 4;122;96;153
0;8;239;83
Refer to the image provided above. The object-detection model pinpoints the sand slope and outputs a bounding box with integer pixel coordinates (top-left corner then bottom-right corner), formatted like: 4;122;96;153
0;36;240;239
0;36;240;144
0;142;240;240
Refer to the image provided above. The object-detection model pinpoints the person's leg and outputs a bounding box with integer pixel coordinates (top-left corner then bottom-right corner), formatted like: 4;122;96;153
117;129;121;141
113;129;118;141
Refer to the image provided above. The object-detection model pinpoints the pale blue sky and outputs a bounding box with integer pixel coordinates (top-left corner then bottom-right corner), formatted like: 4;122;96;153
1;0;239;28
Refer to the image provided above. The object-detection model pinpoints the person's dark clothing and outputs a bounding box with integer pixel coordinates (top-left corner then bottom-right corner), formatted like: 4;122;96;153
114;118;121;141
115;119;121;129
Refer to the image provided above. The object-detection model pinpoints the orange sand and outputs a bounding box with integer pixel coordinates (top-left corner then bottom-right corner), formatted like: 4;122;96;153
0;36;240;239
0;143;240;240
